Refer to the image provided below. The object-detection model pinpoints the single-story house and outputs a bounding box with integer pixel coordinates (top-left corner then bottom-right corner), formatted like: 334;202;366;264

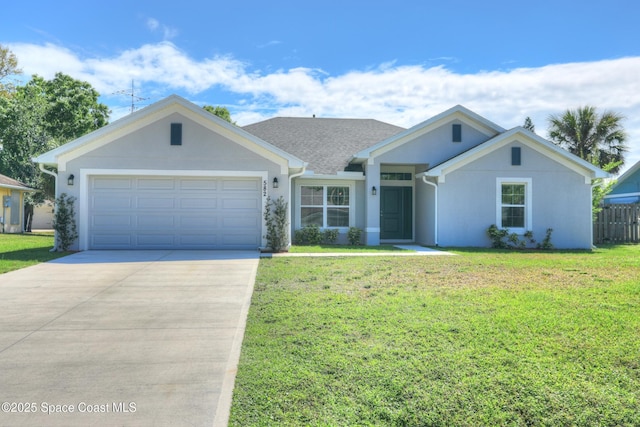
34;95;607;250
604;160;640;204
0;173;34;234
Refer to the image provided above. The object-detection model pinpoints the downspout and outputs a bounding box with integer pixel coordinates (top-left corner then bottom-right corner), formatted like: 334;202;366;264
288;165;307;247
422;176;438;246
38;163;58;252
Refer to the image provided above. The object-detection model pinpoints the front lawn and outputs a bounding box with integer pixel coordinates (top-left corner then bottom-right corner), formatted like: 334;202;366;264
230;246;640;426
0;233;68;274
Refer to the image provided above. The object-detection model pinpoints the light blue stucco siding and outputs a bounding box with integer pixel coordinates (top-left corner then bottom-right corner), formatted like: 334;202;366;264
436;143;594;249
60;112;286;250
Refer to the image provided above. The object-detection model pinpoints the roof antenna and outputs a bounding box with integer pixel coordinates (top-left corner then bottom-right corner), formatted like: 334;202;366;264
113;80;150;114
313;114;316;118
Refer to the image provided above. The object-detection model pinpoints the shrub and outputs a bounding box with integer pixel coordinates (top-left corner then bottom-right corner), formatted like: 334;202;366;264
538;228;554;249
347;227;362;245
486;224;553;250
323;228;339;244
52;193;78;251
264;196;289;252
293;224;323;245
487;224;509;249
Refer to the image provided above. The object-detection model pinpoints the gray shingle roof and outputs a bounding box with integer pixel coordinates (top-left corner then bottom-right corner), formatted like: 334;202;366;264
243;117;405;174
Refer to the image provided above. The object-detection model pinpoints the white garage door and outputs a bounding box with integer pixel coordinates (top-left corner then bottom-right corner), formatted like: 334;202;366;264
88;175;262;249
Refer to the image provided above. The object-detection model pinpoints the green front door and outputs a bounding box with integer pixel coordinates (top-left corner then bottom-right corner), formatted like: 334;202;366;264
380;186;412;240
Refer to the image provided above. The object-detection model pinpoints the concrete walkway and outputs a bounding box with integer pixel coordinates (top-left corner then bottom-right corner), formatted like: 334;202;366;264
0;250;259;427
262;244;455;257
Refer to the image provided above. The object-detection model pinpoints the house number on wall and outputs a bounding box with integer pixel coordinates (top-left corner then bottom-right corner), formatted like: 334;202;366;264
263;180;268;196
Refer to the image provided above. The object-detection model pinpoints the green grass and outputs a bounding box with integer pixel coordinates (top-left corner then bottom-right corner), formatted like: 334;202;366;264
230;245;640;426
288;244;409;253
0;233;69;274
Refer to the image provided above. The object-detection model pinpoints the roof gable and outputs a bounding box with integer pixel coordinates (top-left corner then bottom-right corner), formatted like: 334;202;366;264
34;95;306;172
418;127;608;183
610;160;640;193
352;105;505;162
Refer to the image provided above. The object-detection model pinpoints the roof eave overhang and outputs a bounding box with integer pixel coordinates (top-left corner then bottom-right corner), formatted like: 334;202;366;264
416;127;609;184
32;95;306;174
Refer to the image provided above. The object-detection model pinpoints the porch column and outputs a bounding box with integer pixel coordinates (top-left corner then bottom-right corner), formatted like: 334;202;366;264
365;162;381;245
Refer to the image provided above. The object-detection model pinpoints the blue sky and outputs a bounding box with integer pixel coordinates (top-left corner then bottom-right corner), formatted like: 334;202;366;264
3;0;640;173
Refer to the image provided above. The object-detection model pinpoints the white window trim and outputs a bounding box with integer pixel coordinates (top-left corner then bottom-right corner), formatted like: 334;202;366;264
295;181;355;230
496;177;532;234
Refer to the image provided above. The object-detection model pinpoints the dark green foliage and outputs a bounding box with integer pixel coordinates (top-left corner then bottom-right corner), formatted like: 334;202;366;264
52;193;78;251
293;224;323;245
548;106;627;174
0;73;109;207
322;228;339;244
263;196;289;252
347;226;362;245
487;224;552;250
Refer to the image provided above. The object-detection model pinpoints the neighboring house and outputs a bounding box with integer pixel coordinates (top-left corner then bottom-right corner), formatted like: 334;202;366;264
34;95;607;250
0;173;34;234
604;160;640;204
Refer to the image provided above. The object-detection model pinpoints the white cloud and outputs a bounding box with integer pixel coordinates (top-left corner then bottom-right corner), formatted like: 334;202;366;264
145;17;178;40
8;41;640;174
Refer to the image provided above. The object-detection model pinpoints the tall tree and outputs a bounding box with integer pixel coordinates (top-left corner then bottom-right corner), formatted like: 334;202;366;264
548;106;627;174
0;73;109;230
203;105;235;124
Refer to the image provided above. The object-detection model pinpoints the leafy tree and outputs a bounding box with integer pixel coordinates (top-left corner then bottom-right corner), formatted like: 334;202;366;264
548;106;627;174
203;105;236;124
34;73;110;142
0;73;109;230
523;116;535;132
0;44;22;96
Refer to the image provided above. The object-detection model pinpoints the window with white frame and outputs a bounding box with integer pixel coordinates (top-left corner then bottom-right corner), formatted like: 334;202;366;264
300;185;351;228
497;178;532;233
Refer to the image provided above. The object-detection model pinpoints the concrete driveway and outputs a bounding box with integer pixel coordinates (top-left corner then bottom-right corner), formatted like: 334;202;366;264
0;250;259;427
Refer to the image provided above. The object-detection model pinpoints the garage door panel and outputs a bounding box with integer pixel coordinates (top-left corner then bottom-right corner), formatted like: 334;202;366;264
93;196;132;210
180;179;219;190
137;215;175;228
222;197;260;210
137;197;175;209
179;215;218;228
93;178;132;190
137;234;176;246
137;178;175;190
92;234;133;247
89;175;262;249
93;215;132;227
223;216;260;228
179;234;217;246
180;198;218;209
223;179;260;191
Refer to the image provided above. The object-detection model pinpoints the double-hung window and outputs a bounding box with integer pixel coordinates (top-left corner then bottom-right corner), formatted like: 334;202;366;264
497;178;532;233
300;185;351;228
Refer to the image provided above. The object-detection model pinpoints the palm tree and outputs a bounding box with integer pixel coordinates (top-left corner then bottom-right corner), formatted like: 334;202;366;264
548;106;627;174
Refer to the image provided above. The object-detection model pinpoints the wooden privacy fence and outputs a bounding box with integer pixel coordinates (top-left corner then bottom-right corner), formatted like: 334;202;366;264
593;204;640;244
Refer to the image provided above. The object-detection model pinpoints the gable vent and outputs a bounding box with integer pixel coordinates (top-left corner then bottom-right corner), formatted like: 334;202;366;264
171;123;182;146
512;147;521;165
452;124;462;142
